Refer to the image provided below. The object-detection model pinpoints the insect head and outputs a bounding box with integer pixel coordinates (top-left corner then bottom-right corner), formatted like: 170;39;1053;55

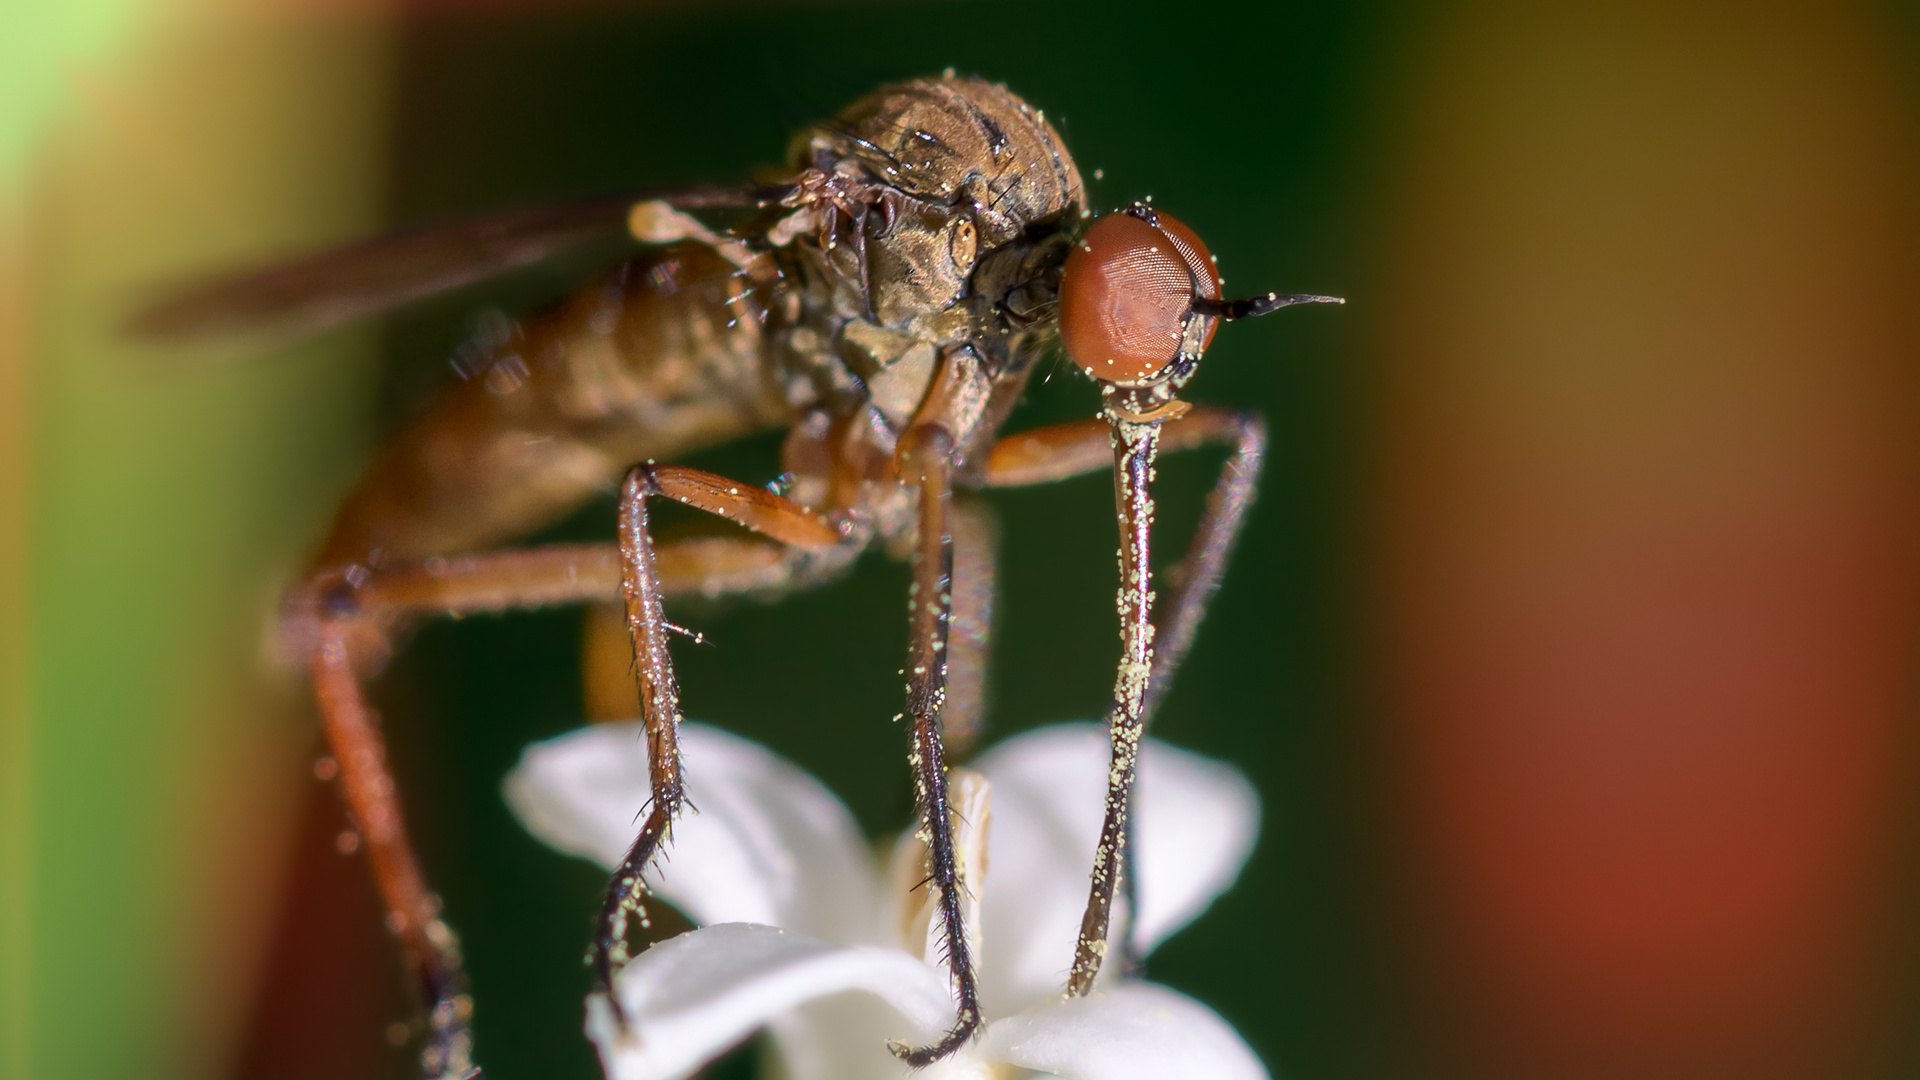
1058;202;1342;386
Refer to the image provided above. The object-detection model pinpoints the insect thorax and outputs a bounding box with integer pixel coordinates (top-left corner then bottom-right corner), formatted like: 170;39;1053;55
767;76;1086;458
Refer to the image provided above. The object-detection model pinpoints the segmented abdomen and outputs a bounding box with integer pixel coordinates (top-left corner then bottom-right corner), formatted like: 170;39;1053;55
314;242;790;568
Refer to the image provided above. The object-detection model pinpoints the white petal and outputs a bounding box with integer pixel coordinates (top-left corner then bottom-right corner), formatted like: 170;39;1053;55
588;923;954;1080
765;994;998;1080
979;982;1269;1080
504;722;881;944
972;724;1260;1013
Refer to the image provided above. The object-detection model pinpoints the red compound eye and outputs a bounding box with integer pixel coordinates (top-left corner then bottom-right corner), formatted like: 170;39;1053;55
1058;208;1220;383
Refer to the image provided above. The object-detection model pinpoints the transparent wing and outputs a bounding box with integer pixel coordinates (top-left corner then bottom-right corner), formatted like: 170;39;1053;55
126;184;790;344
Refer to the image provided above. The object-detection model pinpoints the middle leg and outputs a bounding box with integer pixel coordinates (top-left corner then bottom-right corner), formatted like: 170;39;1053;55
573;442;995;1061
591;464;847;1006
889;423;985;1065
937;496;1000;759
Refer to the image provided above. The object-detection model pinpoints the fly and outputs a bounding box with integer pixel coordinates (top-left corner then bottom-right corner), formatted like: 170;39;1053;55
131;74;1341;1079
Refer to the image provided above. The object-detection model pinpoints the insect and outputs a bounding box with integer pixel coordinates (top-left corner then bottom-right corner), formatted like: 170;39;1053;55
133;74;1338;1078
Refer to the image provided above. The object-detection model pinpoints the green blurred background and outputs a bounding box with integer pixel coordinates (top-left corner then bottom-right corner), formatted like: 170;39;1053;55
7;2;1920;1079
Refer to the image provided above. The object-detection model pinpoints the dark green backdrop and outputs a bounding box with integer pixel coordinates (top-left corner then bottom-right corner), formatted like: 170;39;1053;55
279;3;1383;1077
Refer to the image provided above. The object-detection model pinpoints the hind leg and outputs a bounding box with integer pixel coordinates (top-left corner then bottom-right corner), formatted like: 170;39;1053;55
299;523;849;1075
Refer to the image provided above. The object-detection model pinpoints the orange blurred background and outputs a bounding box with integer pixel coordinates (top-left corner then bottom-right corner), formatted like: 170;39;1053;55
1370;4;1920;1076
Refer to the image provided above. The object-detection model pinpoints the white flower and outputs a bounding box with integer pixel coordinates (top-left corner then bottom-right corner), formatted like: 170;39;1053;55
504;721;1264;1080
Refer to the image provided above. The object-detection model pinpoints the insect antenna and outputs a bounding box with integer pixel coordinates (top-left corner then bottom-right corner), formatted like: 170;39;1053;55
1191;291;1344;320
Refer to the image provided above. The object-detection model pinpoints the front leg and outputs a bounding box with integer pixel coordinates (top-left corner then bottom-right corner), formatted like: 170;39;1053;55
985;406;1267;711
983;405;1268;990
1067;405;1161;998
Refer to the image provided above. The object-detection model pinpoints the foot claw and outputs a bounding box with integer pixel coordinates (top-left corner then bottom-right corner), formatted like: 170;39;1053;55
419;986;479;1080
